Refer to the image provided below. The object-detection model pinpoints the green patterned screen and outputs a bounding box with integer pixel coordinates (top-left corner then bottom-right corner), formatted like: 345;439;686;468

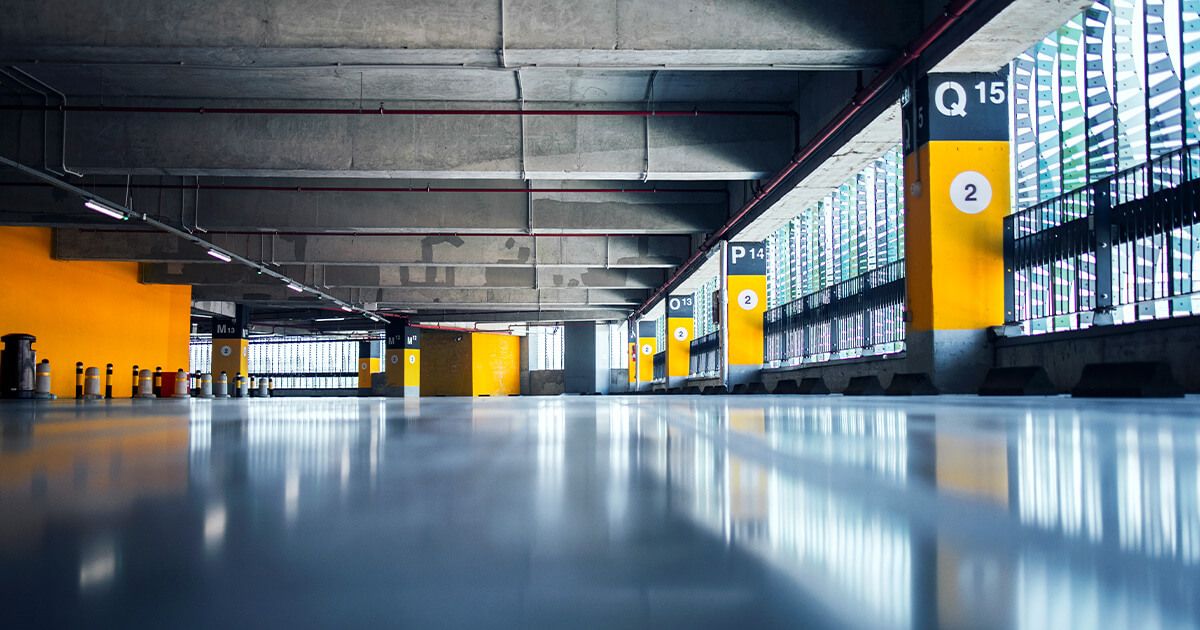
765;146;905;309
1012;0;1200;210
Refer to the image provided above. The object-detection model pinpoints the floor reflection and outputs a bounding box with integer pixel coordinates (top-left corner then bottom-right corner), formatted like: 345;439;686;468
0;395;1197;628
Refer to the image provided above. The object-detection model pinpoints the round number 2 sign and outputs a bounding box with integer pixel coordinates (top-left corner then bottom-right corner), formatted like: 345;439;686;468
950;171;992;215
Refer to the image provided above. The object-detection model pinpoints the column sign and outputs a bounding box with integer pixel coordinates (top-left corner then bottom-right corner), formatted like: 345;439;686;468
725;241;767;376
666;294;694;381
636;320;657;384
901;71;1010;334
903;72;1008;155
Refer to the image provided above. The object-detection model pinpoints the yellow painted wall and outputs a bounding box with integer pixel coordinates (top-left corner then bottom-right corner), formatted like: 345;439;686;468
420;330;473;396
636;336;657;383
471;332;519;396
211;338;248;381
904;142;1009;331
0;227;191;399
666;316;693;378
726;274;766;365
404;349;420;388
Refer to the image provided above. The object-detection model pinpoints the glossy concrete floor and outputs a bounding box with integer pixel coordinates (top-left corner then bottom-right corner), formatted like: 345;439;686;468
1;395;1199;629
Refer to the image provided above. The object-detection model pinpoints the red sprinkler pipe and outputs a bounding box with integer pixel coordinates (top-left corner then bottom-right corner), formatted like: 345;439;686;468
90;228;685;238
630;0;982;320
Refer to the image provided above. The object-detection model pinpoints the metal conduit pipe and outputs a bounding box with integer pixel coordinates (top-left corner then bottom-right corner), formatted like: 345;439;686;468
0;104;797;118
0;154;388;324
629;0;982;321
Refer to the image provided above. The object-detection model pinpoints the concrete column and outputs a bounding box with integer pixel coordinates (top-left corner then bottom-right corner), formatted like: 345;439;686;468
563;322;607;395
723;241;767;388
357;340;382;396
666;294;695;389
902;72;1010;393
626;325;638;391
211;304;249;392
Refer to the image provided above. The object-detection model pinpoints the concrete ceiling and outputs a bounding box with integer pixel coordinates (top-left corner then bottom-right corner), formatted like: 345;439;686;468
0;0;1040;328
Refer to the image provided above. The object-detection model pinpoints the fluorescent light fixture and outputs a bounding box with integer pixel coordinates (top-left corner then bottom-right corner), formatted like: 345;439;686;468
206;248;232;263
286;282;304;293
84;199;126;221
340;306;353;312
315;317;345;322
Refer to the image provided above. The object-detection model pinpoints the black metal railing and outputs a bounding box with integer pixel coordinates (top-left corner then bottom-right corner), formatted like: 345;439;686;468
189;335;368;389
652;350;667;382
764;259;906;365
689;331;721;378
1005;145;1200;333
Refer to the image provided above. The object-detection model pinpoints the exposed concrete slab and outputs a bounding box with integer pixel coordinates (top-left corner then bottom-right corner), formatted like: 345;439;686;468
0;177;728;234
190;285;645;308
11;66;809;104
27;104;790;180
0;0;918;69
412;309;627;324
53;229;690;267
141;263;665;290
933;0;1092;73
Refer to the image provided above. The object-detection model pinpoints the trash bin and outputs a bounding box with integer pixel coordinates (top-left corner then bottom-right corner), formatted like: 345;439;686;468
1;333;37;399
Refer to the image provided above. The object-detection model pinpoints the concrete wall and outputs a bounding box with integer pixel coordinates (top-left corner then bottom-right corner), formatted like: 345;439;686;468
527;370;565;396
563;323;595;394
995;318;1200;393
759;356;911;393
0;227;191;399
608;369;630;393
729;317;1200;394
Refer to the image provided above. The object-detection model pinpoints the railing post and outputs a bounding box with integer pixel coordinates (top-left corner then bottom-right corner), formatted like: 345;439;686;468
1092;181;1115;326
1003;215;1017;325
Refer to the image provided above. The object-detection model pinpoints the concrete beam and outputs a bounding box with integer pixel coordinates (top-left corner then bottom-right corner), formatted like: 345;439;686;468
53;229;690;267
26;104;790;180
0;178;727;234
0;0;919;69
142;263;665;289
411;309;626;324
190;285;644;308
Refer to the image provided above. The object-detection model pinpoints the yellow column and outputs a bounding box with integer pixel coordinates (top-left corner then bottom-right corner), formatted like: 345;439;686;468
903;72;1010;392
358;340;381;395
403;329;421;397
386;322;420;397
211;315;248;388
666;294;694;389
723;241;766;387
636;320;657;389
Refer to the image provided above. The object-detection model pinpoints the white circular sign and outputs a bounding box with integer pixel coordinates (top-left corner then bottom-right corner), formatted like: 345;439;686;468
950;171;992;215
673;327;688;341
737;289;759;311
219;345;232;357
641;344;653;356
390;354;399;365
360;362;368;371
408;355;416;365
